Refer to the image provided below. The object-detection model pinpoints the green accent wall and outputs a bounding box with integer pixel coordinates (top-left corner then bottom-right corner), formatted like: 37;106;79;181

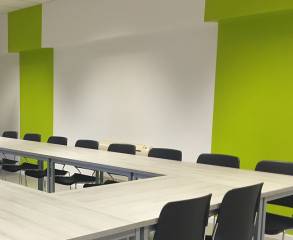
212;10;293;217
8;4;54;151
20;48;54;142
205;0;293;21
8;5;42;52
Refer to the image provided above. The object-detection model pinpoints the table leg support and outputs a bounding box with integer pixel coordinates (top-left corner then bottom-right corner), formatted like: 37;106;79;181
135;227;150;240
255;198;266;240
47;159;55;193
38;160;44;191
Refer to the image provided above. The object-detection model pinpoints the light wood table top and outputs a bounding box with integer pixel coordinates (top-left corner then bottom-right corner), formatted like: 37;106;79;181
1;137;293;239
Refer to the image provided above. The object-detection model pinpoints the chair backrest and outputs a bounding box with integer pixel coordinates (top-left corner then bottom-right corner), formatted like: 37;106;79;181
23;133;41;142
154;194;212;240
256;161;293;208
2;131;18;139
213;183;263;240
108;144;136;155
75;140;99;150
148;148;182;161
197;153;240;168
47;136;68;146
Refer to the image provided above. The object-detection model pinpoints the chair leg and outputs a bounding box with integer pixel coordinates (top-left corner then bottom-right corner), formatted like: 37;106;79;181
75;184;77;189
44;179;47;192
19;171;22;184
25;175;28;186
70;185;72;190
282;231;285;240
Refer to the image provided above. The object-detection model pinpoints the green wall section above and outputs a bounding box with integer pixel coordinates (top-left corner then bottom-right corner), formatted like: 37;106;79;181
8;5;42;52
205;0;293;21
212;10;293;170
20;48;54;143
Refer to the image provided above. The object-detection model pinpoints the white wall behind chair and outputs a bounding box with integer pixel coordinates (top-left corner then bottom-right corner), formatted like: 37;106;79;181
0;14;19;134
44;0;218;161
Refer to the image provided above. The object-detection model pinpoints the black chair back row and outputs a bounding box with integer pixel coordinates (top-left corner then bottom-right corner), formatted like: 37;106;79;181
75;140;99;149
2;131;238;165
108;144;136;155
197;154;240;169
255;160;293;238
149;148;182;161
154;183;263;240
2;131;18;139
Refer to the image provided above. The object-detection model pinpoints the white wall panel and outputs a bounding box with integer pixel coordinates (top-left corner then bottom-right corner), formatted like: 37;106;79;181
0;14;7;55
0;54;19;134
43;0;213;48
54;26;217;161
45;0;218;161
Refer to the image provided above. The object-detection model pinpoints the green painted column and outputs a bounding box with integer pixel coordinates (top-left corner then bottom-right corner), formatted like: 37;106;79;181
19;48;54;142
8;5;42;52
8;5;53;143
205;0;293;21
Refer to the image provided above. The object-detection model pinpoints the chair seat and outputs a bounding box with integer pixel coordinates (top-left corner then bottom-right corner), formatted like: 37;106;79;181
2;164;22;172
55;169;68;176
1;158;17;165
265;213;293;235
25;170;46;179
73;173;96;183
26;169;68;179
55;176;75;185
83;180;117;188
21;163;39;170
55;173;95;186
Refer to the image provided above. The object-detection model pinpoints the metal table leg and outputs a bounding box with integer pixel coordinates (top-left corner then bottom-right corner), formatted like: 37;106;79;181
38;160;44;191
255;198;266;240
135;227;150;240
47;159;55;193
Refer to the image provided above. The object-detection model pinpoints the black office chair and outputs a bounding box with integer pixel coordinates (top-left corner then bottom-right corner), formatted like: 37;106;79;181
24;136;68;188
197;153;240;169
1;131;18;165
256;161;293;239
2;131;18;139
206;183;263;240
108;143;136;155
55;140;99;189
153;194;212;240
1;133;41;183
148;148;182;161
83;143;136;188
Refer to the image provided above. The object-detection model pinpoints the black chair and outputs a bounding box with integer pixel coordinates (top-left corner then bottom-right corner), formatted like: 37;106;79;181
1;131;18;165
83;143;136;188
197;153;240;169
153;194;212;240
148;148;182;161
256;161;293;239
24;136;68;187
2;131;18;139
206;183;263;240
23;133;41;142
1;133;41;183
108;143;136;155
55;140;99;189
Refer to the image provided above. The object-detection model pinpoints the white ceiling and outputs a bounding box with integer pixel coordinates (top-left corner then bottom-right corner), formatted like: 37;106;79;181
0;0;54;13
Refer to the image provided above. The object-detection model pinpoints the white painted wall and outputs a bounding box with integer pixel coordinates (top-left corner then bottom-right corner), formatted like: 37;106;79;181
0;14;19;135
43;0;218;161
0;14;7;55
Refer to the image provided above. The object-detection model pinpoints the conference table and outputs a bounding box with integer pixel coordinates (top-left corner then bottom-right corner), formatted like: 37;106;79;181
0;137;293;240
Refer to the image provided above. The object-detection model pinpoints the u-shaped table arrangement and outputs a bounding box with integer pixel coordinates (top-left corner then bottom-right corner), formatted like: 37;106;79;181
0;136;293;240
